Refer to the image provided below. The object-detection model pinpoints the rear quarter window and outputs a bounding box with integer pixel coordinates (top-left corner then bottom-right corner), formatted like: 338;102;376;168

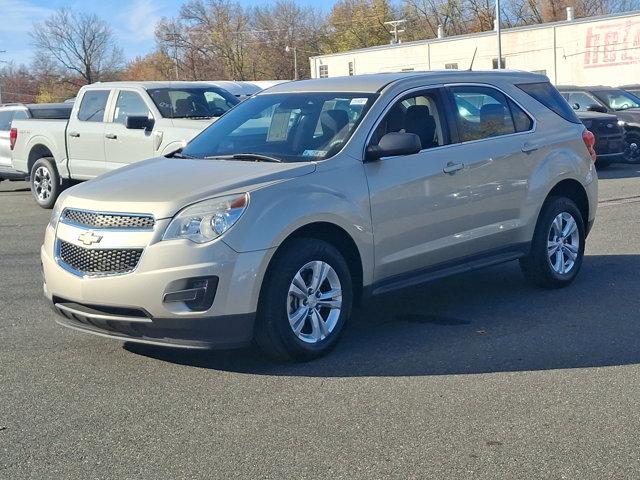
517;82;581;124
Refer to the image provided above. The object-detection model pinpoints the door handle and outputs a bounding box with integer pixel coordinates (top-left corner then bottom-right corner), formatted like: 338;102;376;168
69;131;80;138
521;142;539;153
443;162;464;174
105;133;117;140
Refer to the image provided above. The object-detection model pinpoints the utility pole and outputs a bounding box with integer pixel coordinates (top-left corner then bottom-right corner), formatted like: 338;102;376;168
496;0;503;69
285;46;298;80
0;50;6;103
384;19;406;44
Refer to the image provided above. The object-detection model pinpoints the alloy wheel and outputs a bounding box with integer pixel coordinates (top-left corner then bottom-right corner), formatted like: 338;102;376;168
547;212;580;275
33;166;53;202
286;260;342;344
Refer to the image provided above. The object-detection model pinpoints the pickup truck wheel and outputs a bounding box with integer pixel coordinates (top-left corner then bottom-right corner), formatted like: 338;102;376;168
520;197;585;289
30;158;61;209
623;133;640;163
255;238;353;361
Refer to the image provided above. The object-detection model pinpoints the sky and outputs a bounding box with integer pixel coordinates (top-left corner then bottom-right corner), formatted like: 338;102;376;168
0;0;336;66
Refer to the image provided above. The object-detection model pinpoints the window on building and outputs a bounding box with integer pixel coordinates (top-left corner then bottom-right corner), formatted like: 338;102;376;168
348;62;354;76
445;63;458;70
370;89;450;151
77;90;110;122
450;85;533;142
319;65;329;78
401;67;415;72
531;69;547;75
492;58;506;69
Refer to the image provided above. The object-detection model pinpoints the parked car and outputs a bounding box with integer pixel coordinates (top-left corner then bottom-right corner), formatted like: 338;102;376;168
212;80;289;101
573;110;625;168
558;86;640;163
0;102;72;181
620;84;640;98
10;81;240;207
44;72;597;361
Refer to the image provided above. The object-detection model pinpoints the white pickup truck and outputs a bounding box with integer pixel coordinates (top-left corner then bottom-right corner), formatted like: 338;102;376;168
11;81;239;208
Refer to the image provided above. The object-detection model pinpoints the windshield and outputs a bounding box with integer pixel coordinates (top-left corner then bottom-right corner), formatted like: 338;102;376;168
181;92;376;162
593;89;640;111
147;86;239;119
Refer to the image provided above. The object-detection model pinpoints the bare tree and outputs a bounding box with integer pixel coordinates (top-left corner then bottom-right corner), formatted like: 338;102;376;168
31;8;124;85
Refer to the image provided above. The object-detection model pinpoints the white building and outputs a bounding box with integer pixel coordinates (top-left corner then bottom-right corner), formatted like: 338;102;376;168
310;10;640;87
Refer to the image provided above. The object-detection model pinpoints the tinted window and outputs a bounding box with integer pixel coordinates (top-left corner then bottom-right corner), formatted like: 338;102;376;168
0;111;13;131
450;86;517;141
371;90;450;150
518;82;581;124
147;87;238;119
113;91;151;124
508;99;534;132
78;90;110;122
181;93;375;162
28;106;71;120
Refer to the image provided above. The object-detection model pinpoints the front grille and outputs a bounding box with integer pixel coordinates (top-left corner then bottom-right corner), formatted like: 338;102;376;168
58;240;143;275
62;209;154;230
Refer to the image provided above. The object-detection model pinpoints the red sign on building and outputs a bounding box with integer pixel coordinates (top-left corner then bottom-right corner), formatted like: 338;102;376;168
584;21;640;68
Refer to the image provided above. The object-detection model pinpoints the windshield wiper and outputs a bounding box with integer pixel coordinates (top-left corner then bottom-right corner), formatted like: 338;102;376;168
178;115;216;119
204;153;282;163
168;150;196;159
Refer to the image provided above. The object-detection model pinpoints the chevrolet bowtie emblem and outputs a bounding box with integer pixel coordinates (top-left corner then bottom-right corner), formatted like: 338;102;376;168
78;231;103;246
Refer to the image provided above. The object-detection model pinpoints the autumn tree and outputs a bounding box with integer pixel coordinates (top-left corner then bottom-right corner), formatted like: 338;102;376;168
325;0;397;52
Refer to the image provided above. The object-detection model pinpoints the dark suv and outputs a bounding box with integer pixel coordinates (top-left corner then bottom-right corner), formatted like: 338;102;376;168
558;86;640;163
620;85;640;98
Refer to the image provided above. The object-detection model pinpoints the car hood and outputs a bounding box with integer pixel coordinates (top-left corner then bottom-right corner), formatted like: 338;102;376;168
61;157;316;219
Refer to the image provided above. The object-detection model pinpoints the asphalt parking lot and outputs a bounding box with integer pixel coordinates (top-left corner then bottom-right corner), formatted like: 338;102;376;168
1;165;640;479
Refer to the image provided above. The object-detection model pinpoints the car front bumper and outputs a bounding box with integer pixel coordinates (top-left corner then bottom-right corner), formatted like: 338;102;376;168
42;222;275;349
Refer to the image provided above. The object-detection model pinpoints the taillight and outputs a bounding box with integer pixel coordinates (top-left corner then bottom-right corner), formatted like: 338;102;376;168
582;129;596;163
9;127;17;151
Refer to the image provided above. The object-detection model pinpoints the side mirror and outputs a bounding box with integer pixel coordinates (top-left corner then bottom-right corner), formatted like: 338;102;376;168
365;132;422;162
587;105;607;113
572;103;580;110
125;115;154;130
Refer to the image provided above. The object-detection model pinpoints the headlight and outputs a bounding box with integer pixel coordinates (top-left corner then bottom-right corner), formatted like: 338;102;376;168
163;193;249;243
618;120;626;127
49;203;63;229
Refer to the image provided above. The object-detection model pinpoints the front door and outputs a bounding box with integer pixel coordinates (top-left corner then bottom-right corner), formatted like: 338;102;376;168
67;89;111;179
364;87;470;282
104;89;156;171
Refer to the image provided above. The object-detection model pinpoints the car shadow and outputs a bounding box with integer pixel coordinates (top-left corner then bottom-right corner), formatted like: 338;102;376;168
125;254;640;377
597;163;640;180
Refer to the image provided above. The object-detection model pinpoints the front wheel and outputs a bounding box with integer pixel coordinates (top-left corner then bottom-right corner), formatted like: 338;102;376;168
254;238;353;361
30;158;63;209
623;133;640;163
520;197;585;289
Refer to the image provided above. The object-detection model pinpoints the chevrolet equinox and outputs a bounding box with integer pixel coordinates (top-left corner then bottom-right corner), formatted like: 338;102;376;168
43;72;598;360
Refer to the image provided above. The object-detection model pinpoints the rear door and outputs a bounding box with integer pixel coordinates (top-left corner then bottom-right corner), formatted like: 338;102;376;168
67;89;112;179
104;89;156;170
441;84;536;253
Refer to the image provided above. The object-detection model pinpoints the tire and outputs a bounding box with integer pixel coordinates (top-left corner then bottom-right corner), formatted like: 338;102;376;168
254;238;353;361
623;133;640;164
520;196;585;289
30;158;63;209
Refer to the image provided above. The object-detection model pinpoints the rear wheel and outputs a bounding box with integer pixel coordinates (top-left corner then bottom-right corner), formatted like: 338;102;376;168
520;197;585;289
30;158;63;209
254;238;353;361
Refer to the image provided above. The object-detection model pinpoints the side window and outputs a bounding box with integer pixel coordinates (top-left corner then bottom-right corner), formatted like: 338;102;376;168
0;111;14;131
517;82;581;124
77;90;110;122
12;110;29;121
508;99;533;132
371;90;449;151
566;91;600;112
113;91;151;124
450;86;519;141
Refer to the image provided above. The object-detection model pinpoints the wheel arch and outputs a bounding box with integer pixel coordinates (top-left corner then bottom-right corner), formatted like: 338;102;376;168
27;144;55;174
261;222;365;306
544;179;590;229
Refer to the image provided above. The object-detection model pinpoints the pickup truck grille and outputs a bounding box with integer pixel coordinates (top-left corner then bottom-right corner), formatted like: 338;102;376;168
62;209;155;230
58;240;143;275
